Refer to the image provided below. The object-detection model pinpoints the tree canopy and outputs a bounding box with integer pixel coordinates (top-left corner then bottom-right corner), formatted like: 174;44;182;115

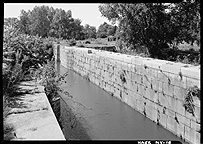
83;24;97;39
17;5;97;40
6;5;119;41
97;22;117;38
99;1;200;58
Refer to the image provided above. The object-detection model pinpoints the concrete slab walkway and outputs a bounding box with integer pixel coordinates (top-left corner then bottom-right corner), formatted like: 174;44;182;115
5;80;65;140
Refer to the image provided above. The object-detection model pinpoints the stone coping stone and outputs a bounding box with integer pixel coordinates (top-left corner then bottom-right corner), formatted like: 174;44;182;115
57;45;200;78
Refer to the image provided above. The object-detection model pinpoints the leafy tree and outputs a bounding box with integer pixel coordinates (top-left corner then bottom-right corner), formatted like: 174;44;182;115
97;22;117;38
29;6;51;37
71;18;85;40
107;25;117;36
18;6;84;40
99;4;171;57
169;0;200;45
18;10;31;34
83;24;96;39
4;17;20;33
97;22;108;38
99;2;200;58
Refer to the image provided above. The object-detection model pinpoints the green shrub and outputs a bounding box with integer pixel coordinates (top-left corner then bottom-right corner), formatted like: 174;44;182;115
68;39;77;46
36;60;70;102
3;63;25;97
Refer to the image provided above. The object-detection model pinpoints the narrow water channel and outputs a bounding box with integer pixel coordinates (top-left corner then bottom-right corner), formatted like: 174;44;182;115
56;62;188;142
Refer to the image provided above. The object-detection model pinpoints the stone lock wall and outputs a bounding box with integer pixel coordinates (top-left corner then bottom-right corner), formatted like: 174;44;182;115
54;44;201;144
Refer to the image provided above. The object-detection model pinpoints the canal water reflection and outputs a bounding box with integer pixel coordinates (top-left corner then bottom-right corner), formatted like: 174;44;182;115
56;62;188;142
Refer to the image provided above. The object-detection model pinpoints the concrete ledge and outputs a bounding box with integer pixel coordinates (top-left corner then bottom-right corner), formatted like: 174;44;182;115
5;81;65;140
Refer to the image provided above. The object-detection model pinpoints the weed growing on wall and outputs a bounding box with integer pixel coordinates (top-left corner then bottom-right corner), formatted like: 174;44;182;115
183;85;200;116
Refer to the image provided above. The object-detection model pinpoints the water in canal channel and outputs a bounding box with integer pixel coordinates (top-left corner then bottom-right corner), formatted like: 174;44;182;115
56;62;188;142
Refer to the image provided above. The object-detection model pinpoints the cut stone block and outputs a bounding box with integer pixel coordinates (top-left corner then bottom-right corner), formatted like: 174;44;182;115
162;82;174;97
149;67;158;79
154;103;163;112
145;99;155;109
190;120;200;132
123;55;132;64
193;130;201;144
145;104;157;123
174;86;187;101
109;84;114;94
124;78;132;91
137;74;143;85
186;77;200;90
131;57;144;66
176;122;185;139
158;92;169;108
166;95;177;112
113;87;120;99
131;94;138;111
143;75;151;88
135;92;143;103
151;78;159;91
193;96;200;108
185;110;198;123
105;83;111;93
158;81;163;93
151;90;158;104
131;72;138;82
166;115;178;134
181;66;200;80
157;70;169;83
142;59;154;68
126;91;135;109
121;62;128;72
145;87;151;100
159;112;167;129
139;84;146;97
135;64;143;75
128;63;134;73
160;62;182;75
165;108;175;119
194;105;200;124
175;99;186;117
148;59;167;70
114;54;124;61
131;80;138;93
184;125;191;143
168;73;186;88
136;97;145;113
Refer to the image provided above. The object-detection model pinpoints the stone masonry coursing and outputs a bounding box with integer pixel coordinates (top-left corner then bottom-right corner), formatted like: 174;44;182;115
54;44;200;144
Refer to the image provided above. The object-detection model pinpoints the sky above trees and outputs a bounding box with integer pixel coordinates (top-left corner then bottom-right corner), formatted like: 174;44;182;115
4;3;114;30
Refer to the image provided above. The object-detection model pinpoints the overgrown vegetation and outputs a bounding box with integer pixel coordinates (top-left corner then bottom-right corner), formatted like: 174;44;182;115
3;24;56;140
36;60;70;102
